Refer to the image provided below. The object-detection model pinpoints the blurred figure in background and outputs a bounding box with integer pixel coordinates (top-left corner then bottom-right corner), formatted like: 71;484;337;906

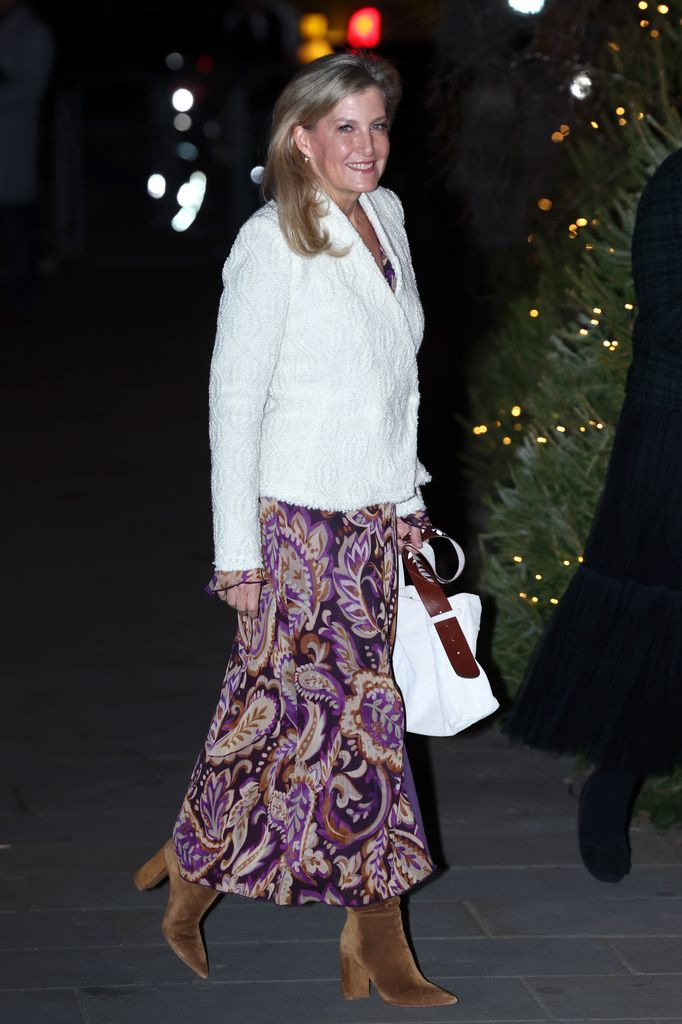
0;0;54;326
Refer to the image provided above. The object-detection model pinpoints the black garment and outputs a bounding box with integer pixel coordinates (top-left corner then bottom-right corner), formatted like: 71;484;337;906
504;148;682;777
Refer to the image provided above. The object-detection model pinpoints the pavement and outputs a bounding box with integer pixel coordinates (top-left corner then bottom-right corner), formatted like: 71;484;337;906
3;247;682;1024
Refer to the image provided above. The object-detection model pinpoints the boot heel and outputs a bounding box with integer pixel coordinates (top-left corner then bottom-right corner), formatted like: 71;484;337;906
133;847;168;891
341;953;370;1000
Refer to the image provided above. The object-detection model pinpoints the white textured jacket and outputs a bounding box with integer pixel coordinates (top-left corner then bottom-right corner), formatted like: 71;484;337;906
209;185;431;570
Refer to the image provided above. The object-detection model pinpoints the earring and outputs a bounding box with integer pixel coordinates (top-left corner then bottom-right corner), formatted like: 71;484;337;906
303;155;309;163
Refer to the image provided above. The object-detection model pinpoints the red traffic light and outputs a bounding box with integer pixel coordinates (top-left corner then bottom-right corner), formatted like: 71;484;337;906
348;7;381;48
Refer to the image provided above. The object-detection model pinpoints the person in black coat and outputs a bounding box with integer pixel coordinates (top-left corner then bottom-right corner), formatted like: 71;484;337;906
503;146;682;883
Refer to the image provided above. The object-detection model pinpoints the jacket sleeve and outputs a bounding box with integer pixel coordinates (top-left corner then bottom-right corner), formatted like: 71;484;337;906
209;211;291;570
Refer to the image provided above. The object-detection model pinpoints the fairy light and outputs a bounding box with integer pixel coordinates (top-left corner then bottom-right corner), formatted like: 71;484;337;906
531;596;539;604
534;573;543;580
519;592;527;599
590;318;600;325
576;217;588;227
514;423;523;432
556;424;566;432
619;117;628;126
550;598;559;605
590;120;599;129
585;243;594;251
579;328;589;335
658;4;669;12
538;198;553;211
578;556;584;563
638;1;648;7
563;559;571;566
529;308;540;318
638;112;645;120
640;18;650;26
473;424;488;435
608;41;620;51
503;436;512;445
593;307;602;314
551;131;565;143
651;28;660;38
615;106;626;115
602;339;611;347
625;302;634;310
536;436;548;444
511;405;522;416
513;555;523;563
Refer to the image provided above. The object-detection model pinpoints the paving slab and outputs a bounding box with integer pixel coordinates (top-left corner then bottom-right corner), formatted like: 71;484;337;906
0;989;85;1024
524;974;682;1019
465;896;682;937
607;937;682;974
0;910;120;950
75;977;549;1024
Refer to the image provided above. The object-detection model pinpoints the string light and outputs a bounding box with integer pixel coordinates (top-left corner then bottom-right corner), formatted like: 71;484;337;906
563;559;571;566
536;436;548;444
550;597;559;605
519;592;527;599
657;4;669;12
503;436;512;445
534;573;543;580
651;29;661;38
593;307;603;314
624;302;634;310
472;424;488;435
538;198;553;211
615;106;626;115
590;120;600;129
638;0;648;7
531;596;539;603
556;425;566;432
513;555;523;563
579;327;589;335
511;405;522;416
529;308;540;317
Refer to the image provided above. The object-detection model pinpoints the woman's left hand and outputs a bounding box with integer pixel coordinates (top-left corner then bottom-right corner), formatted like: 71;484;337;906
397;517;424;554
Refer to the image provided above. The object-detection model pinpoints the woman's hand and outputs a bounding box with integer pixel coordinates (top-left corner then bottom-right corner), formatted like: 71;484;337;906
397;517;424;554
212;570;263;619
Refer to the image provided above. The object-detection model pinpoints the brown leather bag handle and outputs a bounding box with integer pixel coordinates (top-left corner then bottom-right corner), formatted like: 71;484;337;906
402;546;480;680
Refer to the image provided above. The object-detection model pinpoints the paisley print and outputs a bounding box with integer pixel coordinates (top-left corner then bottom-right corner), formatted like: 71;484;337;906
173;500;435;906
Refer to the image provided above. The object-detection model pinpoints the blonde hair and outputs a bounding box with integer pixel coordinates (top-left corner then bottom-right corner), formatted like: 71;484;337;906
261;51;402;257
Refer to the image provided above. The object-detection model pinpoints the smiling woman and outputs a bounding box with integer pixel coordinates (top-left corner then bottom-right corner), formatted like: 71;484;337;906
133;51;456;1009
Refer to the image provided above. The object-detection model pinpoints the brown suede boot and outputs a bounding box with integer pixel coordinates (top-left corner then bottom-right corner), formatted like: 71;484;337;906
340;896;457;1006
134;839;219;979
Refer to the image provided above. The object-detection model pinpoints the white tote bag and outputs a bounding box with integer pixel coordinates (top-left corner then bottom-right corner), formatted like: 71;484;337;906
392;533;499;737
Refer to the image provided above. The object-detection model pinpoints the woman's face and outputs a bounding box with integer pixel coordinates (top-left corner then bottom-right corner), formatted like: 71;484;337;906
294;87;389;209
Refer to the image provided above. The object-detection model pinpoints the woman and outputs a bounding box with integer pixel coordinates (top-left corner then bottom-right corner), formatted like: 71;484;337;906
503;146;682;884
133;51;456;1008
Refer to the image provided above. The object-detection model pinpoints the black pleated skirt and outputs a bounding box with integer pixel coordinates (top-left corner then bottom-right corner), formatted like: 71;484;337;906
503;393;682;777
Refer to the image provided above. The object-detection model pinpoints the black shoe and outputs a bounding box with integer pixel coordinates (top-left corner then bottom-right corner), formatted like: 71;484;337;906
578;768;639;883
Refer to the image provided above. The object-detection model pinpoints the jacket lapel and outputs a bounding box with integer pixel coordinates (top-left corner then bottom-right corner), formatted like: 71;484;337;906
318;190;423;352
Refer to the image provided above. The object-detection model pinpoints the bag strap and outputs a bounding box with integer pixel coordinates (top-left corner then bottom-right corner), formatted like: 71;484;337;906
402;546;481;679
417;525;466;584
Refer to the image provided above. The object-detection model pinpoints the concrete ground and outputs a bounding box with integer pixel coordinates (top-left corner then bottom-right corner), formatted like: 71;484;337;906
3;251;682;1024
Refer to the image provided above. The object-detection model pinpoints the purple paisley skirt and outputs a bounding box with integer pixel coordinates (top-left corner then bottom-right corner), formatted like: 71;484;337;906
172;498;435;906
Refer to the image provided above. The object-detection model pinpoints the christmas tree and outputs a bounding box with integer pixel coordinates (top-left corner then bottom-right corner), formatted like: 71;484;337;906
458;4;682;823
